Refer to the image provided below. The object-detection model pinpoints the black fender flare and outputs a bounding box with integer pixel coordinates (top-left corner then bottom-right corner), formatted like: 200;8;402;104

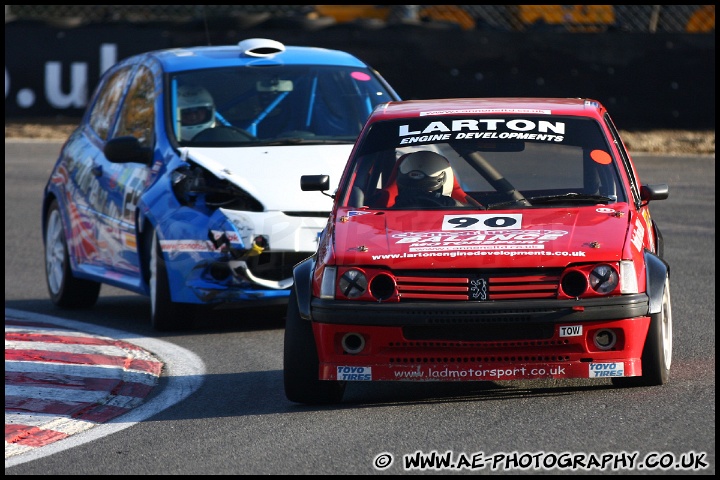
644;251;670;315
292;256;316;321
651;220;665;259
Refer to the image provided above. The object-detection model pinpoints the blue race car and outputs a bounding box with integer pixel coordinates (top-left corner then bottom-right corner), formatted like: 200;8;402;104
42;38;400;330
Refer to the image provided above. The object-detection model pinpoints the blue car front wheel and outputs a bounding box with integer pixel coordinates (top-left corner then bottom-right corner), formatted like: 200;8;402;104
149;229;195;331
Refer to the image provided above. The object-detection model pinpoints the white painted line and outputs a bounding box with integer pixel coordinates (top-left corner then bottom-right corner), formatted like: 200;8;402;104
5;361;158;385
5;339;151;357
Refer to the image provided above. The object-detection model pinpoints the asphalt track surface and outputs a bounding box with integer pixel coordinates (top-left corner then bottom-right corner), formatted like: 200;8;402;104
4;139;715;474
4;309;205;468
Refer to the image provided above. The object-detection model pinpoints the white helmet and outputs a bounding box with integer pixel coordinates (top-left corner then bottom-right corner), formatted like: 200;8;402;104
397;151;454;196
177;85;215;141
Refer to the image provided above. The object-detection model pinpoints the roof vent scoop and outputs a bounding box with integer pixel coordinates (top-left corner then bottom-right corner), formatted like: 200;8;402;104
238;38;286;57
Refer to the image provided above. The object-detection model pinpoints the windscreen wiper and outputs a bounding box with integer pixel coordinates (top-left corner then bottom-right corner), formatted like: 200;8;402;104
526;193;613;204
487;193;613;209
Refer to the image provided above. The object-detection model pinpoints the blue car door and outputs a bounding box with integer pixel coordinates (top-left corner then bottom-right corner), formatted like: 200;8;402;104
91;64;157;279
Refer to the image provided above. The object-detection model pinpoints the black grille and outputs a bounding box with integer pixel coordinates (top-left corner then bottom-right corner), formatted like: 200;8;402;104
403;323;555;342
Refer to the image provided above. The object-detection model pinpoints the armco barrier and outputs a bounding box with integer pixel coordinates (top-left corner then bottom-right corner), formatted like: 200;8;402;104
4;20;715;130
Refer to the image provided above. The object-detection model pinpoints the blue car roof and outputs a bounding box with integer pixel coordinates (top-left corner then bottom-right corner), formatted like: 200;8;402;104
144;44;369;73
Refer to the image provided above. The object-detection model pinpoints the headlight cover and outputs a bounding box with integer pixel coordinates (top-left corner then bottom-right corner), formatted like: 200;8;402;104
588;264;619;294
337;268;368;298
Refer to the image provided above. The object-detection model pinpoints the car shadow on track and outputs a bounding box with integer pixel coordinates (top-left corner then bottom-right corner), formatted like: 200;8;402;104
4;296;287;338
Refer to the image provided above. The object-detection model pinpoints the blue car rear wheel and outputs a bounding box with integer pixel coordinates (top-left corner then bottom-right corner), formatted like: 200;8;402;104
44;200;100;308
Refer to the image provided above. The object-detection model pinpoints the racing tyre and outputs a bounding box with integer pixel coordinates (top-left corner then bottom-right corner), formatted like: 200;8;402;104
149;229;194;331
44;200;101;308
283;288;346;404
613;275;672;387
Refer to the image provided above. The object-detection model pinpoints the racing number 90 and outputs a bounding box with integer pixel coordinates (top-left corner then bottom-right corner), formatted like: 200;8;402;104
446;215;519;229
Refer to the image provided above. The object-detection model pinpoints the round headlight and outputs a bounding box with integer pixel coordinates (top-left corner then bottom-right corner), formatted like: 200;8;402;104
338;269;368;298
588;264;619;294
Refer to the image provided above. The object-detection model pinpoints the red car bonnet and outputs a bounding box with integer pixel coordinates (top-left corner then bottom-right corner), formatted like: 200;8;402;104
331;204;631;268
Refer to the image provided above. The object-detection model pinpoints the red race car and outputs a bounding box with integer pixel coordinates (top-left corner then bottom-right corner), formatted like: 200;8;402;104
285;97;672;404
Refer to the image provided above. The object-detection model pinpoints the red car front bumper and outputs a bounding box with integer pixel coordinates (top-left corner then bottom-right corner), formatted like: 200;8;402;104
314;317;650;382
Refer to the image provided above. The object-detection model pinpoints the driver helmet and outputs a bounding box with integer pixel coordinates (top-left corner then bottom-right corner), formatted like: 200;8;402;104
177;85;216;141
397;151;454;196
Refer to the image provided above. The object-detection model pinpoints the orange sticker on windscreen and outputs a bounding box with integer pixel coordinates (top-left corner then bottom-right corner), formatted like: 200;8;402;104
590;149;612;164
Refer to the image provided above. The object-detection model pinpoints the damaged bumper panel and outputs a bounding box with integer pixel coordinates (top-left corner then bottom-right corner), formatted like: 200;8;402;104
185;259;293;303
173;208;325;303
220;208;328;252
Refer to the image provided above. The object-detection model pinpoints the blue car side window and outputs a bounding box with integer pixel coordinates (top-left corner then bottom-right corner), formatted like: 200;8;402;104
89;67;133;141
114;66;156;147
